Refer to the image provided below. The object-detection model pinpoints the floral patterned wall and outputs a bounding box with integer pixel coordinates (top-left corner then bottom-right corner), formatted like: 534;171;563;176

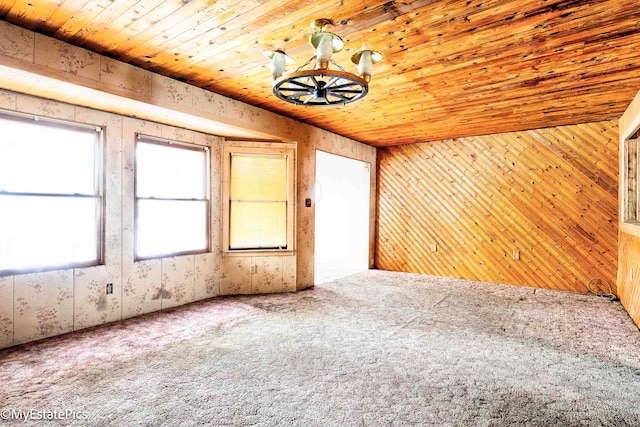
0;90;224;347
0;21;377;349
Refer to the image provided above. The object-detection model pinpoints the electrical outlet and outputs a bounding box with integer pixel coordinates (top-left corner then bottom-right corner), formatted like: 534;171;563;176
512;248;520;260
106;283;113;295
431;244;437;252
251;265;257;274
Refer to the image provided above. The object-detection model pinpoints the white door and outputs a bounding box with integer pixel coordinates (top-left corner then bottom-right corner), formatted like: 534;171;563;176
314;150;370;284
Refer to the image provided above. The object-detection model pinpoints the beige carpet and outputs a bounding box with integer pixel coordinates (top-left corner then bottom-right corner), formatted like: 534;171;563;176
1;270;639;426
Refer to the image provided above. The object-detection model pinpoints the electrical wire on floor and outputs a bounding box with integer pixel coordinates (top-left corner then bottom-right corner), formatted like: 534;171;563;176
586;278;618;301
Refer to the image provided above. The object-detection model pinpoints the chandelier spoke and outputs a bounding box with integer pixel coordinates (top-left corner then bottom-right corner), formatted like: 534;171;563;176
290;92;313;98
278;87;314;94
309;76;323;90
329;92;354;102
328;89;365;95
327;82;361;90
288;79;315;90
324;76;341;88
303;95;318;105
286;93;314;102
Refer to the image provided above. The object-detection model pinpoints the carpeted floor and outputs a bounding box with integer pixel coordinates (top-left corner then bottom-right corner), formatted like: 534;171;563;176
1;270;640;426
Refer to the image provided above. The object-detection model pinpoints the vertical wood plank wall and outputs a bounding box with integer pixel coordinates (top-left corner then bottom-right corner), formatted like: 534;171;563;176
376;121;619;294
617;89;640;328
617;230;640;325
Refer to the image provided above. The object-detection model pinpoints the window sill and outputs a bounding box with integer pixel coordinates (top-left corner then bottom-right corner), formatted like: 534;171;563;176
222;250;295;258
620;222;640;239
134;248;210;262
0;260;103;277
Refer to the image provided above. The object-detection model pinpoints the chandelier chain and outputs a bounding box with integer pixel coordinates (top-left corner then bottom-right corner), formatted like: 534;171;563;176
329;59;346;72
295;56;317;72
294;56;347;73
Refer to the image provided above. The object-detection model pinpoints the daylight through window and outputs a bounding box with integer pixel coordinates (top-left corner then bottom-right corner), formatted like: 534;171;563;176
223;145;295;253
0;113;103;274
230;153;287;249
135;136;209;259
625;134;640;223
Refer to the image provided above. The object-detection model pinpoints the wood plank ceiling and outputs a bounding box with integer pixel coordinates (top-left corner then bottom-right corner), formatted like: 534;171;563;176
0;0;639;147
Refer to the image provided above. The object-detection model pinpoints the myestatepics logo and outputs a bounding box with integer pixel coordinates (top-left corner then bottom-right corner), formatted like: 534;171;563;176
0;408;88;421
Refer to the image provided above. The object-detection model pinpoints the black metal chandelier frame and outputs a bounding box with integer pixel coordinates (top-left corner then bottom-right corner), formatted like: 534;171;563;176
272;68;368;106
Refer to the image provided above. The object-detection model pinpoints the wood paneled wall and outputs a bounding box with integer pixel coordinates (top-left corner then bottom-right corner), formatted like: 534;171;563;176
617;89;640;328
616;229;640;325
376;121;618;294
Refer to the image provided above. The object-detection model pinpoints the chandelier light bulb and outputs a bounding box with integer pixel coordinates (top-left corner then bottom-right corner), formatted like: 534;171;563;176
270;52;287;82
358;50;373;82
352;43;383;84
263;41;294;83
315;33;334;69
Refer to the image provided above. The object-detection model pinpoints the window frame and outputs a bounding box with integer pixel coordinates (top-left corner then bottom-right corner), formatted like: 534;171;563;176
134;134;211;261
0;111;105;276
623;130;640;224
222;144;295;256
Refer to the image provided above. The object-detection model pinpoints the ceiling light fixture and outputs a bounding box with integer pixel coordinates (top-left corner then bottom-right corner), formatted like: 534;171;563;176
263;18;383;106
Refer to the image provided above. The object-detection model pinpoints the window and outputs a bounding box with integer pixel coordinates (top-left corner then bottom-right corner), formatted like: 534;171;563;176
0;112;103;275
222;145;295;252
135;135;209;259
230;153;287;249
624;131;640;223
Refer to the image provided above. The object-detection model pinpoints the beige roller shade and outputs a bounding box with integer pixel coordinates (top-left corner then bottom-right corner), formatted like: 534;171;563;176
229;153;287;249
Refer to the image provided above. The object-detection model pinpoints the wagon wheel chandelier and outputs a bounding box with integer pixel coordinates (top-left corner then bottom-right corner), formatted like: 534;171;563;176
263;18;383;106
